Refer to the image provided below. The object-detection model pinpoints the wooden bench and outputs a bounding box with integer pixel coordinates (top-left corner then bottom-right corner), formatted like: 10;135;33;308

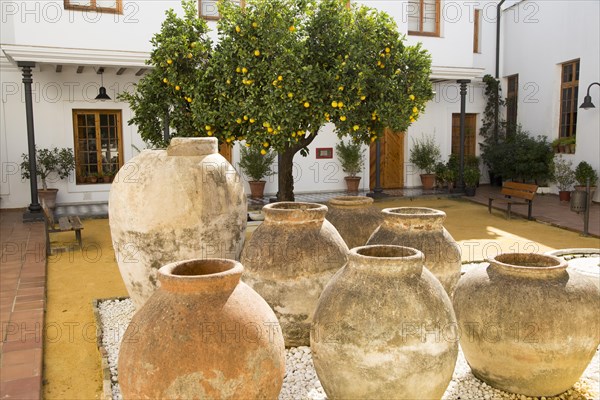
488;182;538;220
42;200;83;254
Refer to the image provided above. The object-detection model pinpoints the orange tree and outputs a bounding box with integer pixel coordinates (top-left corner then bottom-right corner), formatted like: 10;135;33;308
118;1;212;147
193;0;433;200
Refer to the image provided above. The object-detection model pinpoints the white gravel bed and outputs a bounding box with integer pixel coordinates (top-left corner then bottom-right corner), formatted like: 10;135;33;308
98;255;600;400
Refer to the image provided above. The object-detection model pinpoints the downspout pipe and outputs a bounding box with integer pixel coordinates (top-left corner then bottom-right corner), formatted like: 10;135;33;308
495;0;506;78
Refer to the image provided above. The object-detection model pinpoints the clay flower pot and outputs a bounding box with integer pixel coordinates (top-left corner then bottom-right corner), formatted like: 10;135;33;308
367;207;461;296
248;180;267;199
241;202;348;347
453;253;600;396
344;176;361;193
326;196;383;249
558;190;571;202
118;258;285;399
109;137;247;309
311;245;458;399
420;173;436;190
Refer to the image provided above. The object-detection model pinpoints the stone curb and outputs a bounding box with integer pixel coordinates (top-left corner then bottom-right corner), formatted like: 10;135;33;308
92;296;129;400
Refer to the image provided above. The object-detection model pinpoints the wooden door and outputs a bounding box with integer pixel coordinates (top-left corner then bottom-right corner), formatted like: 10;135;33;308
219;142;232;163
369;128;405;189
451;113;477;156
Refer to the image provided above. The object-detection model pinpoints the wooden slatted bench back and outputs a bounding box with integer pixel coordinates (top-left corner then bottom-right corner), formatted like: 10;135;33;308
500;182;538;201
489;182;538;220
41;199;84;254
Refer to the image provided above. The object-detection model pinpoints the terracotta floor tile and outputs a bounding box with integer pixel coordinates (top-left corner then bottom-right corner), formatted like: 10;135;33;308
15;288;43;298
12;301;44;312
14;295;44;304
0;376;41;398
1;348;42;368
0;362;41;382
15;282;44;289
18;277;44;284
7;310;43;321
1;336;43;352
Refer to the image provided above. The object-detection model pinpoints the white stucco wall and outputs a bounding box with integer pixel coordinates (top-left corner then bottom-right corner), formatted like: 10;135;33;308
1;0;500;208
502;0;600;191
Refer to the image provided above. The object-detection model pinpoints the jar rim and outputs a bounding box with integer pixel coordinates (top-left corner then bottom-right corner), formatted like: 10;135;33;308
488;253;567;274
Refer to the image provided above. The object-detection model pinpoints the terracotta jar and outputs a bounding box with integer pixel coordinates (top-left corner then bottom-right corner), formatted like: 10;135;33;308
311;245;458;399
118;259;285;399
453;253;600;396
109;137;247;308
366;207;461;296
326;196;383;249
241;202;348;347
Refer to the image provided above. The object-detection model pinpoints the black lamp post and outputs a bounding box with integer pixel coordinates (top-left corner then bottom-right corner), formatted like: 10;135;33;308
95;67;111;101
579;82;599;109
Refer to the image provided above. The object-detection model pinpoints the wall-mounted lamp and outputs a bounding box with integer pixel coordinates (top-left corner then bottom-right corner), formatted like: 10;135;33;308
579;81;599;110
95;67;111;101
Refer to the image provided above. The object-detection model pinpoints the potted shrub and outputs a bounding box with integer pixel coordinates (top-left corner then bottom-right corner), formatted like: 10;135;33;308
336;140;365;193
86;172;99;184
552;156;575;201
21;147;75;209
434;162;447;190
551;138;561;154
409;134;441;190
463;166;481;197
574;161;598;190
565;137;576;154
239;146;276;199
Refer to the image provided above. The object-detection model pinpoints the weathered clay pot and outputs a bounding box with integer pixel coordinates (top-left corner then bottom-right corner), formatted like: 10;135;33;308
118;258;285;399
344;176;361;193
311;245;458;399
109;137;247;308
366;207;461;296
248;180;266;199
241;202;348;347
326;196;383;249
453;253;600;396
545;248;600;290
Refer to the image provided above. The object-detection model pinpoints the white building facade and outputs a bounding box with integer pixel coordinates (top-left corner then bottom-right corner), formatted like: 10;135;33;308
1;0;597;209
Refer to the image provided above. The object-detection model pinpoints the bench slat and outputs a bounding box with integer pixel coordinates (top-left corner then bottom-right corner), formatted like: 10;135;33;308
500;188;536;200
58;216;73;231
69;216;84;230
502;182;538;192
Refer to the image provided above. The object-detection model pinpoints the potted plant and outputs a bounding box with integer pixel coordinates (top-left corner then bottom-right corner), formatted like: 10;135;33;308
552;156;576;201
336;140;365;193
551;138;561;154
434;162;447;190
238;146;276;199
574;161;598;191
409;134;441;190
463;166;481;197
565;137;576;154
20;147;75;209
86;172;99;184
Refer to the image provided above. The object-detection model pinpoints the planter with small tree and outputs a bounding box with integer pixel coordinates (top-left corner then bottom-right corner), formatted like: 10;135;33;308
239;146;276;199
21;147;75;209
574;161;598;191
409;134;441;190
552;156;576;201
336;140;365;194
463;166;481;197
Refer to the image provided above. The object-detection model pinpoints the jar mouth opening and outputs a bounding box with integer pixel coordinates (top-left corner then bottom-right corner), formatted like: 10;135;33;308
383;207;445;217
161;259;242;278
352;245;423;260
489;253;567;271
329;196;374;206
265;202;326;212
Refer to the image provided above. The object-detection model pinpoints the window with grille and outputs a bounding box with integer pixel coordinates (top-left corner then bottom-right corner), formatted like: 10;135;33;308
407;0;440;37
64;0;122;13
559;59;579;138
73;110;123;184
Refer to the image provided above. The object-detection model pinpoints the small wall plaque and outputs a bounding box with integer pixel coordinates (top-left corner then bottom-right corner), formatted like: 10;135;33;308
316;148;333;159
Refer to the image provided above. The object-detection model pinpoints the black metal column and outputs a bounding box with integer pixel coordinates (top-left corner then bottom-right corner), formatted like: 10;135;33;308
19;61;42;219
368;139;388;198
457;79;471;191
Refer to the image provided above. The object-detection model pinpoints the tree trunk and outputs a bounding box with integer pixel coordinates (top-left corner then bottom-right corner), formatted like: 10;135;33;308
276;134;317;202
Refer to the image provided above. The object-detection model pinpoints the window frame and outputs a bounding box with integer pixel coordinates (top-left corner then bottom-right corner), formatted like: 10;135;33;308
198;0;245;21
506;74;518;135
72;109;124;184
558;59;580;138
407;0;441;37
473;9;481;53
64;0;123;14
